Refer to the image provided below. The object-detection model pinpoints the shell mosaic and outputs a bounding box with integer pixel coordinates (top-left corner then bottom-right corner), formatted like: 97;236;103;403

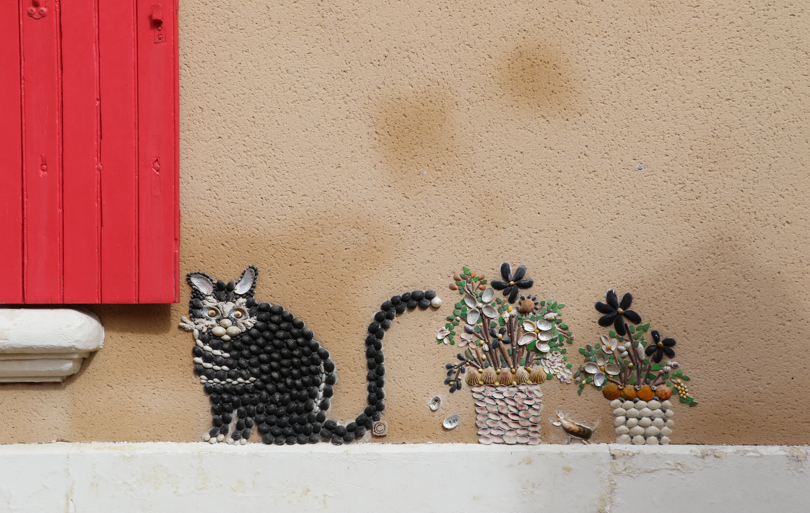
611;398;675;445
575;288;697;443
179;265;439;446
472;384;543;445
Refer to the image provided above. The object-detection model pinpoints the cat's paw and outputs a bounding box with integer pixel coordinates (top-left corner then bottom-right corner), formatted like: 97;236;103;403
179;316;196;331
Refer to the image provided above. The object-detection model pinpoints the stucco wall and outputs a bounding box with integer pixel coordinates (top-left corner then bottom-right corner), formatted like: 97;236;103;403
1;0;808;445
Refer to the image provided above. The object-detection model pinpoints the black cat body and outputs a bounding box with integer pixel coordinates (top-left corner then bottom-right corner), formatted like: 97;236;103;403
179;265;437;445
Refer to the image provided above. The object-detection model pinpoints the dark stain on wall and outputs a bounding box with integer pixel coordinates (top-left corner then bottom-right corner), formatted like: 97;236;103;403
372;89;457;179
500;44;574;111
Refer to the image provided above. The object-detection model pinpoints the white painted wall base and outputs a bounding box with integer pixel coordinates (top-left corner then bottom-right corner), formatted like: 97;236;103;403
0;443;806;512
0;309;103;382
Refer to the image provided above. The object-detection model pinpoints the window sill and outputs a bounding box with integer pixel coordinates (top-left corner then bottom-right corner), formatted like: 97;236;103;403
0;308;103;382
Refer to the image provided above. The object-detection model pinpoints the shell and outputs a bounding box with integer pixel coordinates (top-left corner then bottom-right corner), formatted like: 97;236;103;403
602;382;621;400
647;400;662;410
635;401;647;409
625;418;639;428
482;306;498;318
615;425;630;435
478;436;492;445
645;426;661;436
481;367;498;385
639;408;653;417
613;407;627;417
466;369;481;386
514;367;531;384
490;428;505;435
443;414;461;430
646;436;659;445
660;436;671;445
610;399;622;408
464;295;477;308
593;373;606;387
498;371;514;386
477;428;490;435
517;435;531;444
617;434;632;444
638;417;652;428
614;416;626;427
604;363;621;375
626;408;640;418
537;331;556;342
655;386;673;400
466;310;480;324
584;362;599;374
481;288;495;303
530;366;547;384
518;298;535;313
429;396;442;411
637;385;655;401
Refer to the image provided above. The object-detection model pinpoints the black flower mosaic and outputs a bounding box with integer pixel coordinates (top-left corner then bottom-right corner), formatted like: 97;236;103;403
179;265;440;446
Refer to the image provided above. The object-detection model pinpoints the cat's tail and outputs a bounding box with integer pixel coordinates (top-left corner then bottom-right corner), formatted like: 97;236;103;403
318;289;441;445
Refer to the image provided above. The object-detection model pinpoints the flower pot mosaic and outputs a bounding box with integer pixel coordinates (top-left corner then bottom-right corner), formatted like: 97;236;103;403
575;289;697;445
437;264;575;445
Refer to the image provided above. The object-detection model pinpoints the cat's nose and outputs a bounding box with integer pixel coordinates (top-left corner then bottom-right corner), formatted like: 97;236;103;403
219;319;232;328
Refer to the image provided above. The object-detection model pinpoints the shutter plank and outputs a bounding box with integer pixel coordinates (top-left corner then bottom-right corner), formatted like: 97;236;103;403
99;0;139;303
21;1;63;303
0;2;23;304
137;0;178;303
62;0;101;303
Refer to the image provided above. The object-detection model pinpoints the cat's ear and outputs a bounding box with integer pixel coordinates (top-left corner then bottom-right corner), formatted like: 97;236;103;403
235;265;258;296
187;272;215;296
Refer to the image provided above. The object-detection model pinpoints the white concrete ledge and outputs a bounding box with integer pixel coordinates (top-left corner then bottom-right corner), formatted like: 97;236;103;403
0;309;103;382
0;443;806;512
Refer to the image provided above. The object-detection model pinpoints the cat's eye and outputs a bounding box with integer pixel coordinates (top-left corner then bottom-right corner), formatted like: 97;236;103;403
230;307;248;321
205;308;220;319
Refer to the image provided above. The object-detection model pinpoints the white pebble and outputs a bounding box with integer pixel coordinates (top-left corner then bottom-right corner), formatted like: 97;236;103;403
632;435;646;445
193;329;200;338
665;409;675;418
203;433;211;441
430;297;443;308
615;425;630;435
196;340;204;348
662;400;672;409
227;438;235;445
646;436;659;445
623;400;635;409
630;426;645;436
212;326;227;337
239;438;247;445
660;436;671;445
647;400;661;409
626;418;639;428
661;427;673;436
617;434;632;444
209;438;217;444
652;418;665;428
645;426;661;436
638;417;652;428
626;408;639;418
610;399;623;409
639;407;653;417
666;419;675;428
203;345;213;352
216;434;225;442
193;357;203;364
613;408;627;417
635;401;647;410
614;416;627;427
226;326;241;337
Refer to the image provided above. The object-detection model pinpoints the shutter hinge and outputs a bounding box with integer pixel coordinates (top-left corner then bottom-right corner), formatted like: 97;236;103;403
151;4;166;44
28;0;47;19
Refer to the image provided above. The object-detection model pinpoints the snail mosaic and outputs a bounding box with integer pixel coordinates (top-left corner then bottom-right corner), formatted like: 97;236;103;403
179;265;439;446
437;264;573;444
575;289;697;444
551;411;597;444
473;384;543;445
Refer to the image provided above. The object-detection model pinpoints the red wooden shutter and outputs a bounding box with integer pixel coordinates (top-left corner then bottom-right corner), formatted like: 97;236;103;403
0;0;179;304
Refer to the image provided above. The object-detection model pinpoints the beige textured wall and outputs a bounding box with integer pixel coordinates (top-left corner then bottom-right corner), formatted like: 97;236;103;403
2;0;809;445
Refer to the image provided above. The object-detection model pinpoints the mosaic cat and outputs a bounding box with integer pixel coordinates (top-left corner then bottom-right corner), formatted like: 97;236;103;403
179;265;439;445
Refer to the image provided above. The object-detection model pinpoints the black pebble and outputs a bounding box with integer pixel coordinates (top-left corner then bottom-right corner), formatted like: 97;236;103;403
297;434;308;444
381;319;392;330
367;322;380;334
320;399;330;410
308;433;320;443
324;419;337;430
325;373;336;385
343;432;355;443
418;298;431;309
380;300;392;311
376;401;386;411
316;411;326;422
424;290;436;300
374;311;386;322
394;303;407;314
321;429;333;440
355;426;366;438
262;433;273;444
364;405;376;417
376;364;385;376
274;437;285;445
332;437;344;446
322;386;333;398
372;411;382;421
335;425;348;436
346;422;357;432
411;290;424;301
323;361;335;372
407;299;417;309
401;292;412;302
390;295;401;305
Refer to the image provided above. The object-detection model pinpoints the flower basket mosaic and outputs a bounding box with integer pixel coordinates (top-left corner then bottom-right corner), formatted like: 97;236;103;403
575;289;697;445
437;264;575;445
